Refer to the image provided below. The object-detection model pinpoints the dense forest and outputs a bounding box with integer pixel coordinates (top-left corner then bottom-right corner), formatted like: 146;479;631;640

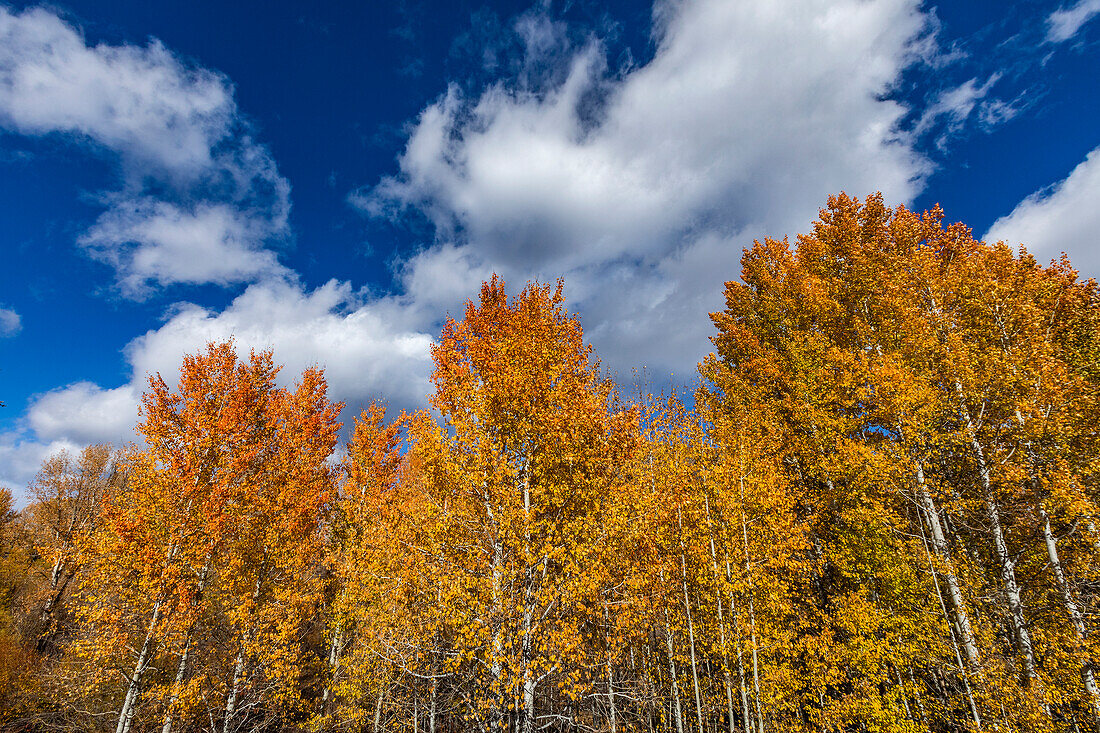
1;193;1099;733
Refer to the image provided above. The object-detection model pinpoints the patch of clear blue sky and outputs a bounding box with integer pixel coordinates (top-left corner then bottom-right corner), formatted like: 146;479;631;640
0;0;1097;431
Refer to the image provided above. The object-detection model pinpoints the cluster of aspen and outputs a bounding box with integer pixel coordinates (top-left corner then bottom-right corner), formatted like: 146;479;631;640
1;193;1099;733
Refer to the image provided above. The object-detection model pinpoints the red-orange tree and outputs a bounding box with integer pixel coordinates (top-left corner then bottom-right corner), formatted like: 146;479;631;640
71;342;341;733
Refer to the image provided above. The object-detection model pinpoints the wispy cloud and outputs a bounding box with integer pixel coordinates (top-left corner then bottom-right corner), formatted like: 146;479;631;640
912;74;1021;149
0;6;291;296
1047;0;1100;43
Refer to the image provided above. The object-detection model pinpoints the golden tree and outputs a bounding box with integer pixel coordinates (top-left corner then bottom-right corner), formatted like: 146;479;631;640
70;341;340;733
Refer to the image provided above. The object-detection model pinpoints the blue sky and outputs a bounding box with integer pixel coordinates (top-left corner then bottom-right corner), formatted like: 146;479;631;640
1;0;1098;501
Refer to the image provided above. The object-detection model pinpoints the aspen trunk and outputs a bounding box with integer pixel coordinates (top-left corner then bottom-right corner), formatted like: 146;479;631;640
162;559;211;733
917;504;982;729
605;604;618;733
116;596;164;733
704;495;737;733
907;667;928;728
223;572;264;733
894;666;912;720
486;492;506;731
160;623;195;733
1040;504;1100;719
1088;520;1100;555
321;619;345;716
373;684;384;733
521;603;536;733
40;554;64;625
724;554;753;733
118;540;180;733
38;557;75;651
430;675;438;733
1014;396;1100;718
733;606;752;733
223;649;246;733
678;509;705;733
663;600;686;733
913;459;981;667
738;465;764;733
607;651;618;733
956;390;1039;682
744;548;764;733
40;508;81;639
520;466;536;733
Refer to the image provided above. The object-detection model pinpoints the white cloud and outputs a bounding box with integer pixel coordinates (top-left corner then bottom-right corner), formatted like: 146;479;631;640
0;7;229;175
1047;0;1100;43
913;75;1017;148
984;146;1100;278
356;0;935;380
1;0;956;501
0;307;19;336
0;434;81;506
27;382;139;445
15;279;432;456
0;6;290;294
122;279;434;412
2;277;436;505
80;200;289;295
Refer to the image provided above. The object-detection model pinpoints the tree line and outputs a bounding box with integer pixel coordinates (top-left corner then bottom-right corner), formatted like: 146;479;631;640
1;192;1099;732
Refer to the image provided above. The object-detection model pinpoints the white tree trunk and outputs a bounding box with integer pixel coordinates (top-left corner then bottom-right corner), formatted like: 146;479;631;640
913;460;981;667
485;492;506;731
161;559;211;733
678;510;705;733
117;540;180;733
373;684;384;733
663;598;685;733
320;619;344;716
1040;505;1100;719
739;470;764;733
429;674;437;733
917;504;982;728
605;604;618;733
222;572;264;733
958;398;1039;683
116;596;163;733
705;496;737;733
520;466;536;733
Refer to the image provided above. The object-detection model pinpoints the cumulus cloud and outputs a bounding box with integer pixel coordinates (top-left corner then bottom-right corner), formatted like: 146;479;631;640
122;279;434;412
80;200;288;293
984;146;1100;278
1047;0;1100;43
0;307;19;336
2;0;955;501
0;434;81;501
27;382;139;445
354;0;935;380
19;279;435;448
2;277;436;504
0;5;291;294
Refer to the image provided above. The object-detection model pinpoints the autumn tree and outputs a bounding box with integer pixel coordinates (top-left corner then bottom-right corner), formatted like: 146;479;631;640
68;341;340;733
328;278;641;733
21;445;121;652
0;487;41;726
702;192;1100;732
2;195;1098;733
